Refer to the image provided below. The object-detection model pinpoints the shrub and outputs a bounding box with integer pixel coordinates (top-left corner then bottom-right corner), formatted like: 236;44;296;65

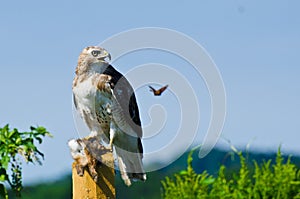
161;148;300;199
0;125;52;198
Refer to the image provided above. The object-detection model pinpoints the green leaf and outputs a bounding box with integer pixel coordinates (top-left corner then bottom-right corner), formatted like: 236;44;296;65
8;130;16;139
291;181;300;185
179;171;188;175
1;125;9;134
0;156;10;169
15;137;22;145
0;175;6;182
0;124;52;197
203;178;215;185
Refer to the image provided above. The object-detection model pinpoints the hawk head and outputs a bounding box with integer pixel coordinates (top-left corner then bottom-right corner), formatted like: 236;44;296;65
76;46;111;74
82;46;111;63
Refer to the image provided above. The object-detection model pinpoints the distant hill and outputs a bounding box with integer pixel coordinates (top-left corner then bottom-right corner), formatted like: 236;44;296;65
8;148;300;199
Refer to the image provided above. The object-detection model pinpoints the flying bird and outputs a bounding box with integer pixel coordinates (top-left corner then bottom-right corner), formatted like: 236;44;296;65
149;85;168;96
72;46;146;186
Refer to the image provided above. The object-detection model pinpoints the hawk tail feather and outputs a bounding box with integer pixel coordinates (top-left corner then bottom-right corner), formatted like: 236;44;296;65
115;148;146;186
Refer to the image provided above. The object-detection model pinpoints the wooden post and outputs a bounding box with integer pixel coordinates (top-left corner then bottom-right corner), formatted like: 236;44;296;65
72;150;115;199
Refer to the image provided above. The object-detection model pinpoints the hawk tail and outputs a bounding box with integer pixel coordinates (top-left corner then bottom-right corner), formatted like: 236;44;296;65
115;147;146;186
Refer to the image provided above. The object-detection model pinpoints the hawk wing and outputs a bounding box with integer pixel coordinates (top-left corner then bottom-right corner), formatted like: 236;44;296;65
103;65;143;154
103;65;146;186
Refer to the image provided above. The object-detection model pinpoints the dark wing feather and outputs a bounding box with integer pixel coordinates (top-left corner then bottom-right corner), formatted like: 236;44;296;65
102;65;143;154
158;85;168;94
148;85;156;92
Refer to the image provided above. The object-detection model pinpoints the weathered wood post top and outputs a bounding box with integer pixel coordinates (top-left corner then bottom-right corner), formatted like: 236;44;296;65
69;138;115;199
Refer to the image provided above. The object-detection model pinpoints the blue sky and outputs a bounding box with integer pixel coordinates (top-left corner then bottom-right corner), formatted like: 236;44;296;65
1;0;300;184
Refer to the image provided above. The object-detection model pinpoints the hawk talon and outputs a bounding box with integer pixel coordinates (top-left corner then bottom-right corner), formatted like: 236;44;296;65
92;175;98;182
76;166;84;176
107;144;113;152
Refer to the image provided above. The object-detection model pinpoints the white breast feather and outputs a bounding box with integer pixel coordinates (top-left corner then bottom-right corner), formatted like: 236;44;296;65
73;76;112;137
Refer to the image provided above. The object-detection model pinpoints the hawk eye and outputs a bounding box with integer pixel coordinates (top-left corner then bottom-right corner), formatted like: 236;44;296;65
91;50;100;57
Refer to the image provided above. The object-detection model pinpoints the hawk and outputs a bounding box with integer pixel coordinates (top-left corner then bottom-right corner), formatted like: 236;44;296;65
72;46;146;186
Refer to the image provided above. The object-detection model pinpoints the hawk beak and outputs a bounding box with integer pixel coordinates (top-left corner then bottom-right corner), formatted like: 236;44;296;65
107;53;111;61
98;50;111;62
103;50;111;62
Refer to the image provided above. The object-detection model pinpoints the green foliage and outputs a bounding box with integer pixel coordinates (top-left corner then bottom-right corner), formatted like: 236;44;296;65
161;148;300;199
7;175;72;199
161;150;215;199
0;125;52;198
1;147;299;199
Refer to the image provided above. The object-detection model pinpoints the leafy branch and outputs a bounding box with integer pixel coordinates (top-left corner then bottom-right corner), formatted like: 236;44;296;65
0;125;52;198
